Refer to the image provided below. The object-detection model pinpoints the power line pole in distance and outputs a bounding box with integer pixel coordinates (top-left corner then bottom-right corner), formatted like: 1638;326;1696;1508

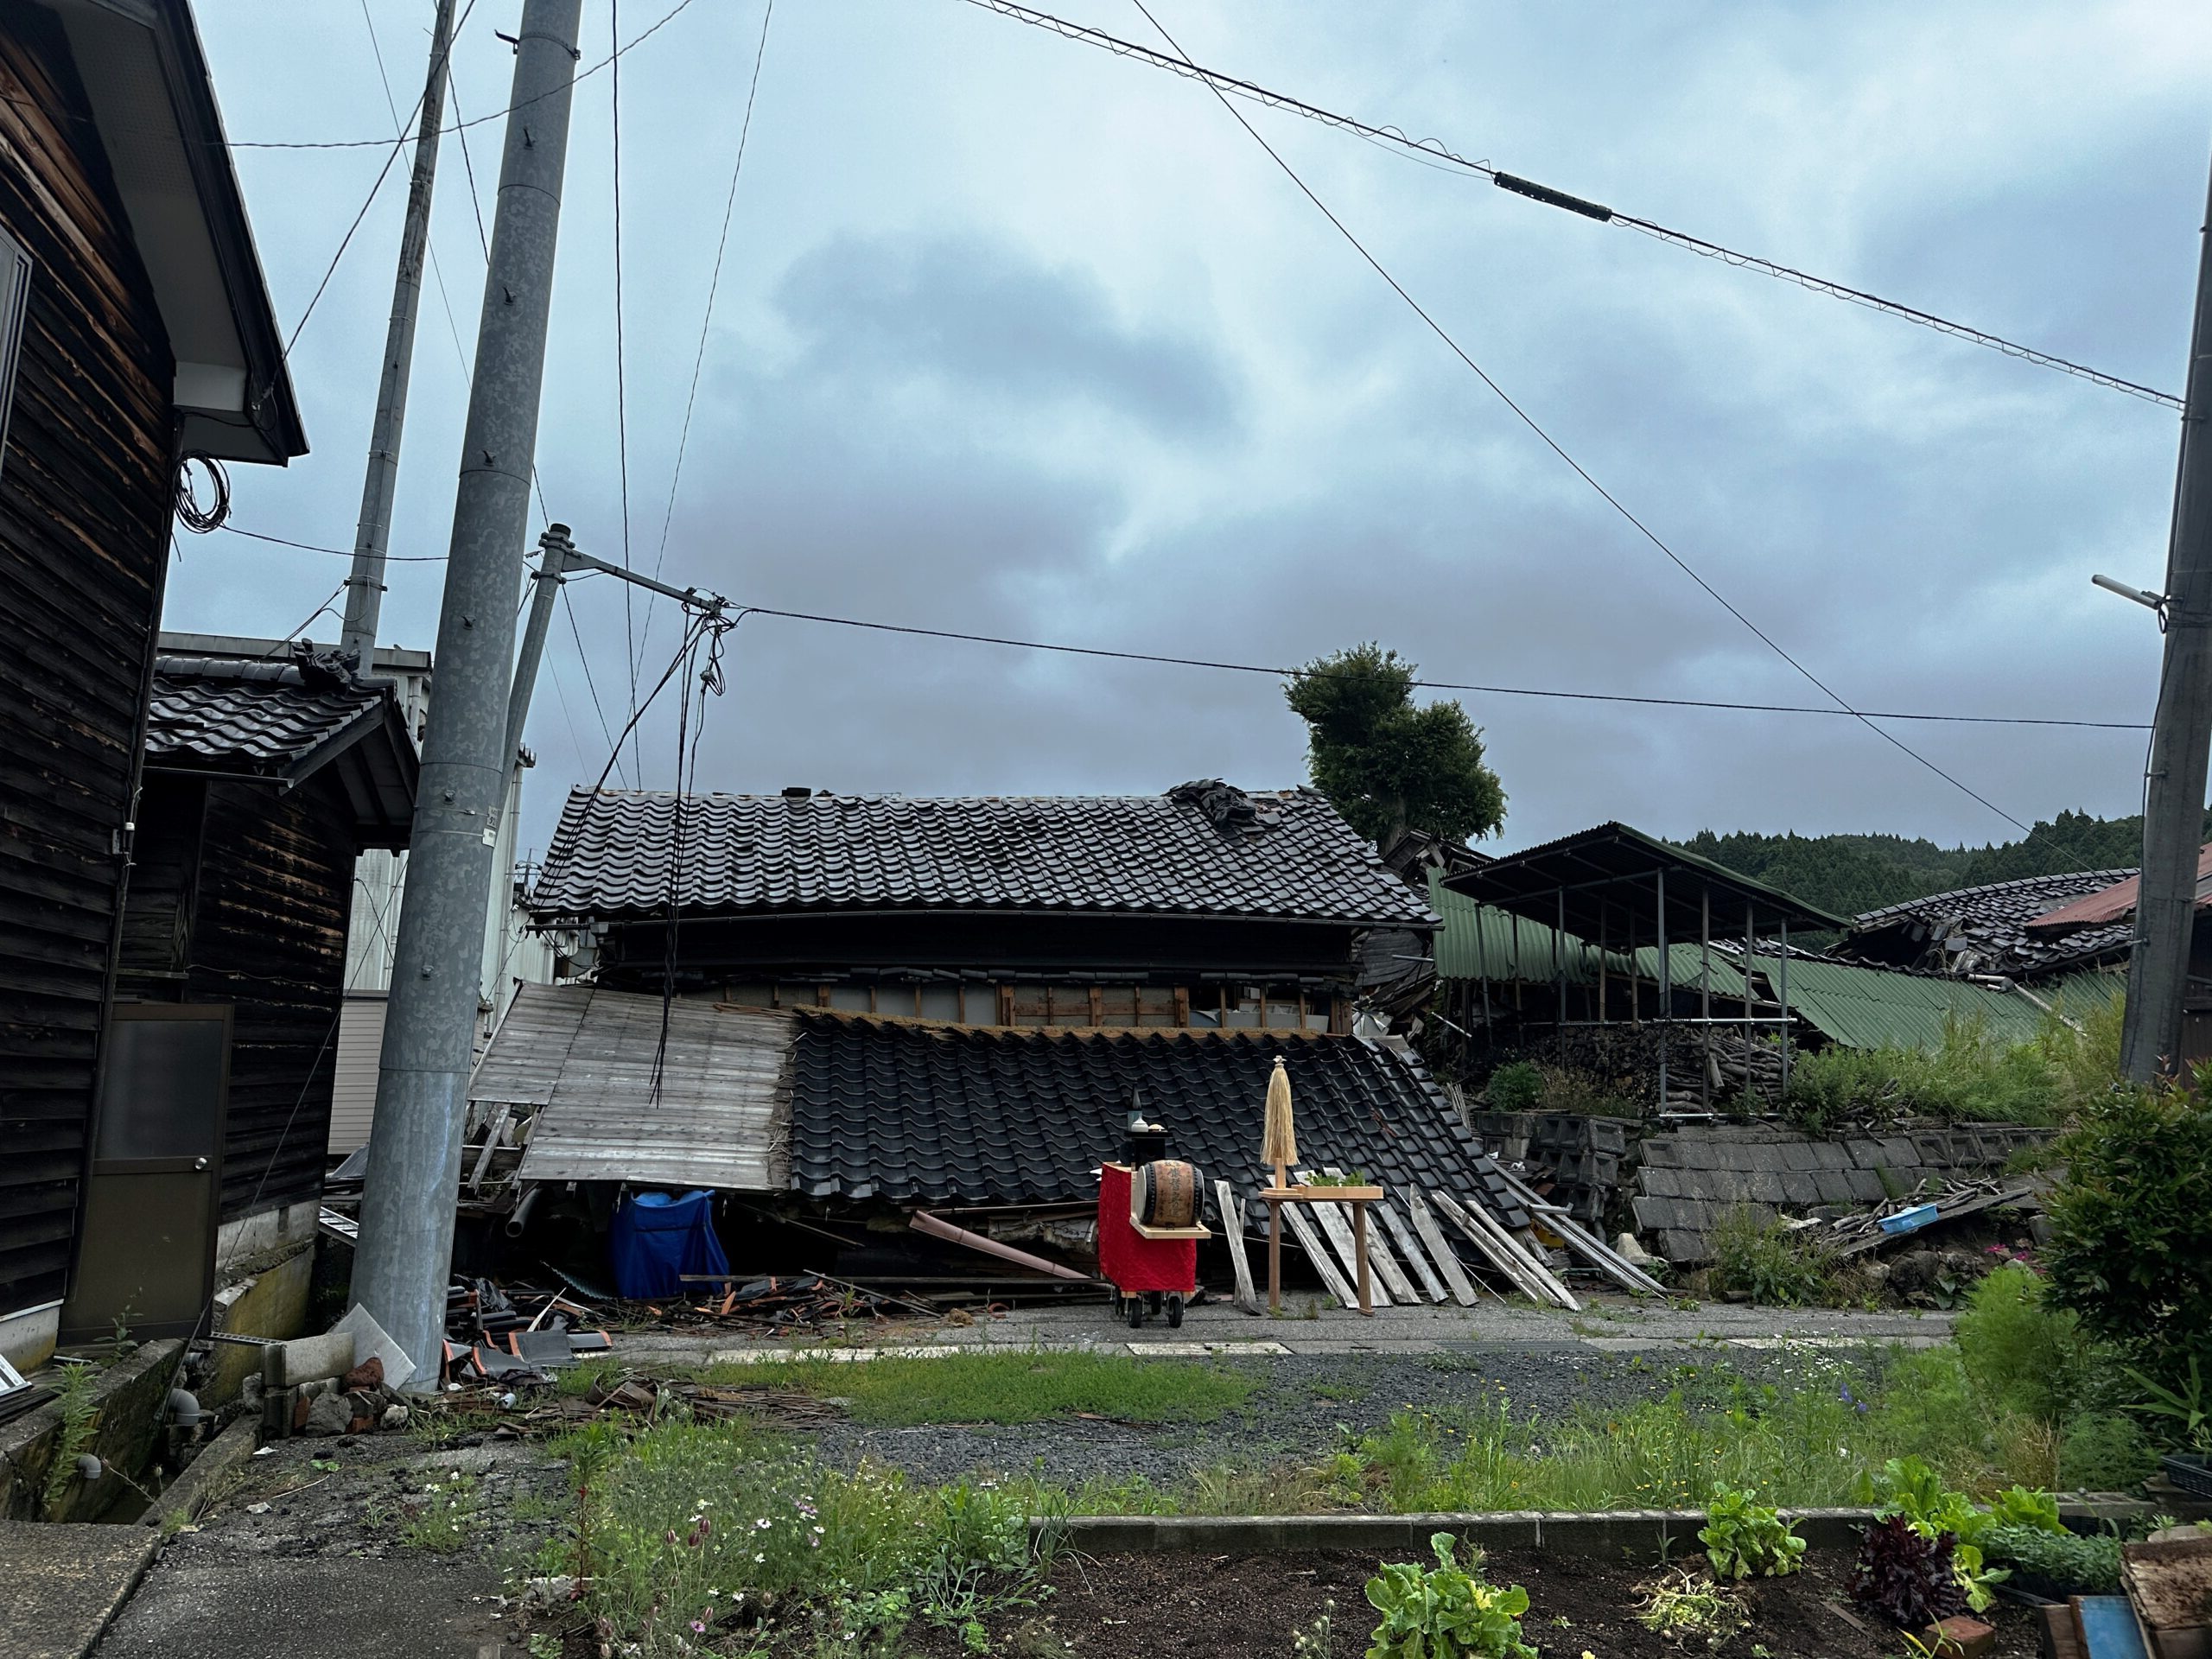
2122;149;2212;1083
353;0;586;1382
340;0;458;667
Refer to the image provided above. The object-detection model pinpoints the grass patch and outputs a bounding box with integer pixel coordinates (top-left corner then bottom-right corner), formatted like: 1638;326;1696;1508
701;1349;1256;1427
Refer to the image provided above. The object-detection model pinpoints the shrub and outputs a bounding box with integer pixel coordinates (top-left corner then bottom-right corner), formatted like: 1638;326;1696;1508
1707;1207;1834;1306
1484;1061;1542;1115
2044;1084;2212;1389
1955;1265;2090;1424
1364;1533;1536;1659
1699;1484;1806;1580
1848;1516;1967;1629
2060;1412;2159;1491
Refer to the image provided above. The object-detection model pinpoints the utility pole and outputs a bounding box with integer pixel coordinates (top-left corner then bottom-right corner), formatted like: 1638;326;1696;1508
353;0;585;1383
2122;147;2212;1084
340;0;458;668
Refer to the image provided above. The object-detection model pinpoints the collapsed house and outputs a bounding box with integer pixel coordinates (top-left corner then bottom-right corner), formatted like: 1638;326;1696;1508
433;782;1581;1306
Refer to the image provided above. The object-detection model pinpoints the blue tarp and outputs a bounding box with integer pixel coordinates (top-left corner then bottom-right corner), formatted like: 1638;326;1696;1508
609;1190;729;1299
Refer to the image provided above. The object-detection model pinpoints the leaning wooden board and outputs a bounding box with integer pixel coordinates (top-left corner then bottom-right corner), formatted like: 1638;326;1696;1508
1375;1200;1448;1302
1302;1180;1391;1307
1213;1179;1258;1313
1320;1169;1416;1303
1403;1189;1483;1306
1277;1200;1356;1308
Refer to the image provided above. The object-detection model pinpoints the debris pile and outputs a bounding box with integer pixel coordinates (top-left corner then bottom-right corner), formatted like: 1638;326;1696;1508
442;1278;610;1383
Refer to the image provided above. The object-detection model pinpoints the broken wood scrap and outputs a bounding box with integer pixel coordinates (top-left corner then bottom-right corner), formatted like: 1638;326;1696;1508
1276;1201;1354;1307
1375;1199;1448;1302
1403;1189;1483;1307
1214;1178;1258;1313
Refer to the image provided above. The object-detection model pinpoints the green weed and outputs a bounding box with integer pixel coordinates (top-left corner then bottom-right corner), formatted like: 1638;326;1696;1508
703;1349;1255;1428
1707;1208;1835;1307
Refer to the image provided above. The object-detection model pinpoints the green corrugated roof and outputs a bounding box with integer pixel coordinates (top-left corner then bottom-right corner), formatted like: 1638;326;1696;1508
1429;874;1613;985
1738;953;2044;1050
1431;864;2126;1051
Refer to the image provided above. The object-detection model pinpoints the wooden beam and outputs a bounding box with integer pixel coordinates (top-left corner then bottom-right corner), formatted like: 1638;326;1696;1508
1302;1183;1389;1306
1324;1168;1415;1301
1278;1201;1355;1307
1214;1179;1257;1313
1376;1199;1447;1302
1404;1190;1481;1306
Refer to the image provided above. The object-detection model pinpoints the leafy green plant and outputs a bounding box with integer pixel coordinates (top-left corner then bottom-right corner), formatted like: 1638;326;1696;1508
395;1471;480;1552
1707;1208;1835;1307
2060;1412;2159;1490
2044;1084;2212;1390
1982;1524;2122;1594
1306;1169;1373;1188
1363;1533;1536;1659
1867;1458;2017;1612
1635;1567;1747;1645
38;1363;100;1518
2122;1356;2211;1454
1484;1062;1542;1115
1698;1484;1805;1579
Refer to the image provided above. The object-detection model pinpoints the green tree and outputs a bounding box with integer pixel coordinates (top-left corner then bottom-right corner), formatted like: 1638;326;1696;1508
1285;644;1505;846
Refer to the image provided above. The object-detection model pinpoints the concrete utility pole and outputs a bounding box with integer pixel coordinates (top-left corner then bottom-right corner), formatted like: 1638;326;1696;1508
2122;148;2212;1084
340;0;459;668
354;0;585;1383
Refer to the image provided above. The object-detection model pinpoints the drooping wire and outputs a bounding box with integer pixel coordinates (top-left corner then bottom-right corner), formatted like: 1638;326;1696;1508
647;609;737;1105
638;0;776;675
1125;0;2058;842
734;603;2147;730
964;0;2180;412
609;0;642;784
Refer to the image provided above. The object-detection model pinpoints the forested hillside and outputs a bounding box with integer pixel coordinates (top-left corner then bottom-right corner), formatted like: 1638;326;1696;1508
1675;808;2209;921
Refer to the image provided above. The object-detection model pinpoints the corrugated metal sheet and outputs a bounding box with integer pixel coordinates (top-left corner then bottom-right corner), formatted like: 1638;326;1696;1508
1630;944;1751;998
1428;875;1613;985
1738;954;2044;1050
494;985;792;1191
328;995;385;1154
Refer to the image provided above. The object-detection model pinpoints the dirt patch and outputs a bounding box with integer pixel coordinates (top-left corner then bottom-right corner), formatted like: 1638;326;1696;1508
891;1548;2044;1659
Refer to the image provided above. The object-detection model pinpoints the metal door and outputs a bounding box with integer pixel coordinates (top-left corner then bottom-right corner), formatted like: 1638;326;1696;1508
60;1005;230;1342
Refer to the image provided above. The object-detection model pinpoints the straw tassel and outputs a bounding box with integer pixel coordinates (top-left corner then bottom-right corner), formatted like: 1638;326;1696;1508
1261;1054;1298;1189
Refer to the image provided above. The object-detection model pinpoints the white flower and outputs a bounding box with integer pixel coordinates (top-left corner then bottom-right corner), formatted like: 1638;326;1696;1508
754;1552;766;1563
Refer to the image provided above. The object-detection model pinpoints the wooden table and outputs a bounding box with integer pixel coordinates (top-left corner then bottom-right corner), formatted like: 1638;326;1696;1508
1256;1184;1383;1314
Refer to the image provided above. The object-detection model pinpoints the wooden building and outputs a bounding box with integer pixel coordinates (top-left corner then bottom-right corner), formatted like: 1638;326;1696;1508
0;0;304;1368
527;780;1441;1033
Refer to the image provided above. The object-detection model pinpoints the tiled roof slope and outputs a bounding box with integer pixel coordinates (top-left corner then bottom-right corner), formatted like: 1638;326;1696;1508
147;654;392;772
531;783;1439;926
785;1014;1523;1227
1835;869;2136;980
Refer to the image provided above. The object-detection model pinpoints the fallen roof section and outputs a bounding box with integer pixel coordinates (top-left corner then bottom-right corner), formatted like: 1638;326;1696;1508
1836;868;2136;980
1443;822;1846;945
2023;843;2212;935
785;1011;1524;1224
530;781;1439;928
485;985;794;1192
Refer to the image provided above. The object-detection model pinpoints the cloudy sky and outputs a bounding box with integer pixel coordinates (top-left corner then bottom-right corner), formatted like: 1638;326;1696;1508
175;1;2211;861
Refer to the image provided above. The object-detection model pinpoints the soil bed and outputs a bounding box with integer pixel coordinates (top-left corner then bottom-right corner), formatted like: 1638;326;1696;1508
892;1547;2044;1659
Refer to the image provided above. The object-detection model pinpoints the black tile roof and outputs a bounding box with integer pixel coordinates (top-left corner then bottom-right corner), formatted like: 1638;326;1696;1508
1835;868;2136;980
785;1014;1523;1226
145;654;418;845
531;781;1439;927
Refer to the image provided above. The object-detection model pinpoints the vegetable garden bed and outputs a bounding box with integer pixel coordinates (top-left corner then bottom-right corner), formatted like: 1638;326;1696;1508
890;1546;2046;1658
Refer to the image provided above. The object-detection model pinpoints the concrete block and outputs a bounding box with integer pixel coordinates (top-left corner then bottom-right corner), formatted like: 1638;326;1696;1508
1848;1140;1887;1170
207;1243;314;1404
1780;1173;1822;1207
1811;1142;1853;1171
1910;1133;1951;1168
1640;1141;1683;1170
1747;1172;1789;1205
1630;1197;1677;1230
1846;1169;1887;1204
261;1332;353;1390
1814;1171;1857;1205
1639;1168;1683;1198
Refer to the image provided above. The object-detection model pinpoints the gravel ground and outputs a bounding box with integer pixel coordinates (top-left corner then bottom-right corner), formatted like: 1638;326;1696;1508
808;1340;1883;1488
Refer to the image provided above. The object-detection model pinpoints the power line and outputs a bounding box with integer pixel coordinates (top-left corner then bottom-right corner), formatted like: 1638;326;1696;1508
963;0;2182;413
638;0;775;676
229;0;702;150
282;0;480;359
736;602;2147;731
1124;0;2057;841
563;581;629;788
218;523;448;561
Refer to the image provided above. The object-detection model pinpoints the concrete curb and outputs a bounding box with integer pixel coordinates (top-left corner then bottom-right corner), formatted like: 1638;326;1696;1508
1030;1498;2170;1558
139;1413;258;1527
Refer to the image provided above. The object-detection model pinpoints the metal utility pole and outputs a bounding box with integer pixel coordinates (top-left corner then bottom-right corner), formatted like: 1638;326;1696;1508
340;0;459;668
2122;148;2212;1084
353;0;584;1383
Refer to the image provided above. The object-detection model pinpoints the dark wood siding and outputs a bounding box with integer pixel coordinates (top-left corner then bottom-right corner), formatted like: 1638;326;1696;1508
181;781;353;1219
0;5;175;1317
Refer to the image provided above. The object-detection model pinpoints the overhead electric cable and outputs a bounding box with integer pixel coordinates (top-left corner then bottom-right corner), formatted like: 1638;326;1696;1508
963;0;2180;411
1125;0;2057;840
230;0;701;150
219;523;446;560
638;0;775;674
563;582;630;788
736;603;2147;731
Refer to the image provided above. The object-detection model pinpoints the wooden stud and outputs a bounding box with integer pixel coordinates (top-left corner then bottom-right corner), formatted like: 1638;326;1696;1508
1279;1201;1357;1308
1215;1179;1257;1313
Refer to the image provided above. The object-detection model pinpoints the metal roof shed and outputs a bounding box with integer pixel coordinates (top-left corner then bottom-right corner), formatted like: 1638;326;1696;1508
1442;823;1846;1106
